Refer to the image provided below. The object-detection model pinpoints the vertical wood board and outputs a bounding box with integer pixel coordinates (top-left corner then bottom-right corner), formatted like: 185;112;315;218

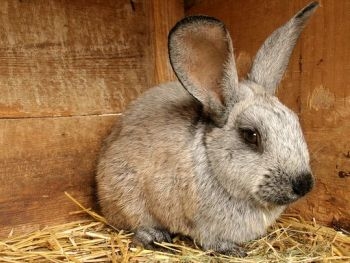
186;0;350;228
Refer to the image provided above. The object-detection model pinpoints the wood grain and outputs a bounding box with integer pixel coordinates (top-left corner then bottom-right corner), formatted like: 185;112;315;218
288;127;350;227
187;0;350;228
0;0;152;118
0;0;184;237
149;0;184;84
290;0;350;230
0;115;118;237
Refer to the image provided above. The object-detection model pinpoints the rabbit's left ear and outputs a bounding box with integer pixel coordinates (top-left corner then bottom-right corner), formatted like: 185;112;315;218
168;16;239;127
248;1;319;94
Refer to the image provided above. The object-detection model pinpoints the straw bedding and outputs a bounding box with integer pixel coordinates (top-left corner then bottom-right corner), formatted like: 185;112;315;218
1;193;349;263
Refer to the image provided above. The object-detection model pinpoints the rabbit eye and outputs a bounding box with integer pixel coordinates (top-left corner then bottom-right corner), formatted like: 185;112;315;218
242;129;257;144
240;128;261;149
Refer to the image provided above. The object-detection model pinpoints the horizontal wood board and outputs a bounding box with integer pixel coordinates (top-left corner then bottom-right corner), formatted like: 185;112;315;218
0;0;183;237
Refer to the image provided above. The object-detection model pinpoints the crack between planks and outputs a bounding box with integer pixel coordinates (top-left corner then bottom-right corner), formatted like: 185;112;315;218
0;112;122;120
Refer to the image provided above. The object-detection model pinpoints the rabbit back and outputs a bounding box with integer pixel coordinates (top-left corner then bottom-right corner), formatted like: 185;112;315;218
97;81;202;234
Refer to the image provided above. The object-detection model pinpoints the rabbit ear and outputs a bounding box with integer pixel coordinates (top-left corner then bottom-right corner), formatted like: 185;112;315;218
248;1;319;94
168;16;239;127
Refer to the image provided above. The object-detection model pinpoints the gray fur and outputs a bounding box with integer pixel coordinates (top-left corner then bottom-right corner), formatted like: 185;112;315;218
249;1;318;94
96;2;318;256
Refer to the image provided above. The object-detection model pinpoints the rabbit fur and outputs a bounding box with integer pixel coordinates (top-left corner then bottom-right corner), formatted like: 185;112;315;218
96;1;318;256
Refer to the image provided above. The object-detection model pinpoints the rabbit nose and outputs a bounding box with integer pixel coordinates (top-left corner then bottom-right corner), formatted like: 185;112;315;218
292;173;314;197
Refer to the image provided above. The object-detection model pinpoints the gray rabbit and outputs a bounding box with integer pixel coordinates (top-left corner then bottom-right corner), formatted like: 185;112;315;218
96;1;318;256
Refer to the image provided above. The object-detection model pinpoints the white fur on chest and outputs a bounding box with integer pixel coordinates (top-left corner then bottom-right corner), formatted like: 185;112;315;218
194;190;285;243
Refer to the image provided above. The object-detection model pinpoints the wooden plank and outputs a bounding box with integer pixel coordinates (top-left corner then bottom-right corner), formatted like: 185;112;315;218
0;115;118;237
290;0;350;229
0;0;153;118
149;0;184;84
186;0;350;228
299;0;350;130
288;128;350;228
0;0;185;236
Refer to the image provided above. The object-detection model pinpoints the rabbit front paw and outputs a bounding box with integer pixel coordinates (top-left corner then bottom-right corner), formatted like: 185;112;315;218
205;240;247;257
133;227;172;250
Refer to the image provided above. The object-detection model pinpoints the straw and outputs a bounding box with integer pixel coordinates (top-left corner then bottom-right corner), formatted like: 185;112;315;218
0;193;349;262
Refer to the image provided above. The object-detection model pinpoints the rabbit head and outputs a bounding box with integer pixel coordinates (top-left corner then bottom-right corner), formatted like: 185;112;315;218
169;2;318;207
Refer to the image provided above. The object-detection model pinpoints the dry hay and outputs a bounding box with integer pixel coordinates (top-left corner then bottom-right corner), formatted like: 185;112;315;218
0;193;349;263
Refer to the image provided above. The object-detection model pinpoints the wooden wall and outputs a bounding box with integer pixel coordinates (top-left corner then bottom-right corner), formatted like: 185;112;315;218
1;0;349;237
187;0;350;230
0;0;182;237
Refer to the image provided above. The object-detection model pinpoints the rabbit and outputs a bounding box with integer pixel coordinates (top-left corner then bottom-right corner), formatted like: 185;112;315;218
96;1;318;257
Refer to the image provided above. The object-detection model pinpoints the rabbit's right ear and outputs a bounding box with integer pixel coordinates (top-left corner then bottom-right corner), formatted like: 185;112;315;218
168;16;239;127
